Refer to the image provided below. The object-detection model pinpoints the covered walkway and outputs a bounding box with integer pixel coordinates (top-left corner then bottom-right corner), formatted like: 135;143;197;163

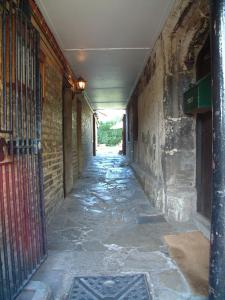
1;0;225;299
30;155;202;299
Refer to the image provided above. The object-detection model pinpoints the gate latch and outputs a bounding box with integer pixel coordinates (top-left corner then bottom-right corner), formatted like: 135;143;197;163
0;138;8;162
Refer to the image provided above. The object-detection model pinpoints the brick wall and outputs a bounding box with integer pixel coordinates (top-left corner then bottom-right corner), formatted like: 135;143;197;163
72;98;79;181
79;96;93;171
41;70;94;220
42;61;64;221
0;1;95;224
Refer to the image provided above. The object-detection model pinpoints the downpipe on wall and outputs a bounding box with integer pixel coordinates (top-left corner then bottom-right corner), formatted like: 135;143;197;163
209;0;225;299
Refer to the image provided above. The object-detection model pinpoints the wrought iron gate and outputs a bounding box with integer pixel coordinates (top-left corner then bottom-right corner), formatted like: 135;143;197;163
0;1;47;299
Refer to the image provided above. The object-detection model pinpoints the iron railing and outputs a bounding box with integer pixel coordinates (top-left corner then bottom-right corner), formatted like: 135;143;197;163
0;1;47;299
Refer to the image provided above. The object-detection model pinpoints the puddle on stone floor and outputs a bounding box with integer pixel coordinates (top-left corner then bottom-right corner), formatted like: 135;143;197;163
32;155;199;300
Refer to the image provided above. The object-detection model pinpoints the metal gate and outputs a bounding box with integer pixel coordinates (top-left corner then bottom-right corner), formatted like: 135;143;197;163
0;1;47;299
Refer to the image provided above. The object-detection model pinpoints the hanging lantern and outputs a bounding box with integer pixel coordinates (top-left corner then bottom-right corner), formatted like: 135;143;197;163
76;76;87;92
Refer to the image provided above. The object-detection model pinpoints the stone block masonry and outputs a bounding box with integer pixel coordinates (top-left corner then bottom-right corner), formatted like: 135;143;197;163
127;0;209;222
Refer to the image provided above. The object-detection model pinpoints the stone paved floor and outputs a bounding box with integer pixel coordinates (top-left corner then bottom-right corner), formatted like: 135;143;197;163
31;155;206;300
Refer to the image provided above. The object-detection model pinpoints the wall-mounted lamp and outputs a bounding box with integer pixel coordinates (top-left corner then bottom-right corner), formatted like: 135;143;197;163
75;76;87;93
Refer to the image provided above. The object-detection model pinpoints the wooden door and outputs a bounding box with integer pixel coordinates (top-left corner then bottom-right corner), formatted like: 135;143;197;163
196;111;212;219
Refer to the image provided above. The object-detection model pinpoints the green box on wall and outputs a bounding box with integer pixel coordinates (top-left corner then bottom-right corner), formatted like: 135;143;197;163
183;73;212;114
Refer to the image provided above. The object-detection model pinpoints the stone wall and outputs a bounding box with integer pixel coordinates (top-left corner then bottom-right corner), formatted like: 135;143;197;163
127;0;210;222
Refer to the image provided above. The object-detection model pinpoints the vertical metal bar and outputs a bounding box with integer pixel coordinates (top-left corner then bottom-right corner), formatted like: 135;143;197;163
15;5;26;284
0;2;2;130
0;182;6;300
1;2;11;298
29;28;38;265
19;7;28;279
12;6;23;288
0;2;47;297
24;14;30;270
24;16;33;273
0;3;6;299
4;163;17;293
25;18;28;152
9;0;13;131
2;0;6;130
0;166;11;299
8;3;18;292
19;8;23;143
20;9;30;278
32;29;41;264
33;31;43;259
27;21;35;270
11;157;23;290
8;5;16;288
0;251;5;300
27;26;37;267
35;31;47;257
209;1;225;299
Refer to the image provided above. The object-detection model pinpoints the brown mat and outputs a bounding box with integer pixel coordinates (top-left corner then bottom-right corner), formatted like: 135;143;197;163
164;231;209;296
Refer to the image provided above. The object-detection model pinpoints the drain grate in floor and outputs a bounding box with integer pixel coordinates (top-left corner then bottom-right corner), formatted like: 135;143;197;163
137;214;166;224
68;274;152;299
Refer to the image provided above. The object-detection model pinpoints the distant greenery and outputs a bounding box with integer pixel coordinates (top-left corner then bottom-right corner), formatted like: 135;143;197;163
98;121;122;146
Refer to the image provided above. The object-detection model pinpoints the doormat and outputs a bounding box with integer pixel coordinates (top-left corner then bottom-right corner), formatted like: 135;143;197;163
68;274;152;299
164;231;209;296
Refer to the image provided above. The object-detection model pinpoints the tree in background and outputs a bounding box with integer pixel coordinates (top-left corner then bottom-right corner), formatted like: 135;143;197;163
98;120;122;146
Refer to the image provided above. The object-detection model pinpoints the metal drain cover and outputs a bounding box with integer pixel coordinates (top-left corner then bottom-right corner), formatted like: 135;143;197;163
68;274;152;299
137;214;166;224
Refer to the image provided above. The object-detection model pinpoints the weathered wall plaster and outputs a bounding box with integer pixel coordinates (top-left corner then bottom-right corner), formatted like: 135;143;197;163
127;0;210;222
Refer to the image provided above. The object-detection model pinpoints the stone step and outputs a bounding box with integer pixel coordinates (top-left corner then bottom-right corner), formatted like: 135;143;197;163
16;281;53;300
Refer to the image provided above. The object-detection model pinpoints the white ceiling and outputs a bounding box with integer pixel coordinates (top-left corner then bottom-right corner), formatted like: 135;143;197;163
36;0;175;110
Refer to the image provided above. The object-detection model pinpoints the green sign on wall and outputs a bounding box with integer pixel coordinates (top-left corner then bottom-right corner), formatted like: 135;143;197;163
183;73;212;114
